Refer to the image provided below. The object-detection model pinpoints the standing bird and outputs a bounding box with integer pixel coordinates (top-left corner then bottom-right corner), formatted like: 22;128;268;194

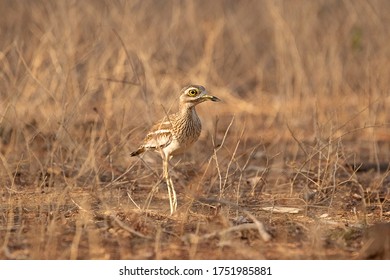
130;85;221;214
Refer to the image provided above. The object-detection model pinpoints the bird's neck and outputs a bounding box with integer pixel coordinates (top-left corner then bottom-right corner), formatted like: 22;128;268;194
179;103;197;117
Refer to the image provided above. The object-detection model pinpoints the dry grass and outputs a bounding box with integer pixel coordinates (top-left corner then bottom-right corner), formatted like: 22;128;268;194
0;0;389;259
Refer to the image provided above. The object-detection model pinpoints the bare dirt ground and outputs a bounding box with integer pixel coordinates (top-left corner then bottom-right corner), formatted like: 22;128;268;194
1;1;389;259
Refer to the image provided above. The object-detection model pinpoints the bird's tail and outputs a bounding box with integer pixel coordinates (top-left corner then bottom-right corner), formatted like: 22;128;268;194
130;147;145;157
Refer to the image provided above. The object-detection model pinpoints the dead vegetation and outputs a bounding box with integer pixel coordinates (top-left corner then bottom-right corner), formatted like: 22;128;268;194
0;0;389;259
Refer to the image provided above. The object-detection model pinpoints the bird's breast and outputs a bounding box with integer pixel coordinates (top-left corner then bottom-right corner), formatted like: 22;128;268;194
172;112;201;145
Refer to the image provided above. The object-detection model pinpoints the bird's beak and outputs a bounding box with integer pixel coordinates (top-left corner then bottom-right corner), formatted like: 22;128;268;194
202;94;222;102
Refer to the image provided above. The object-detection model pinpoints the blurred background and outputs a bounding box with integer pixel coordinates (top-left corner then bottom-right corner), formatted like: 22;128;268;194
1;0;390;161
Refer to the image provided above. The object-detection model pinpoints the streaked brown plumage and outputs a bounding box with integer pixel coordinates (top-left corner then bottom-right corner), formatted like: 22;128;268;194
131;85;221;214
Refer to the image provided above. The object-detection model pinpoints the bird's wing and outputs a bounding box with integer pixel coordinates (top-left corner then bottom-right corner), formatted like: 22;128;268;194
142;119;173;150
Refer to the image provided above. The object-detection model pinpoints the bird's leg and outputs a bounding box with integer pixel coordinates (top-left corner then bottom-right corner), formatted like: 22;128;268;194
163;158;172;212
169;176;177;213
163;156;169;180
163;157;177;214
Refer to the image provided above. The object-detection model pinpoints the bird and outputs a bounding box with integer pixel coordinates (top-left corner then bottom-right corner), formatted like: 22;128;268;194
130;85;221;214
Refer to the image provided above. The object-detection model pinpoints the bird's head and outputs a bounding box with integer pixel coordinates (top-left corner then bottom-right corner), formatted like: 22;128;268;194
179;85;221;108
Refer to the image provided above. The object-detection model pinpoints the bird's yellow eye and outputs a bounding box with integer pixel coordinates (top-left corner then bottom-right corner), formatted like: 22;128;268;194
188;89;198;97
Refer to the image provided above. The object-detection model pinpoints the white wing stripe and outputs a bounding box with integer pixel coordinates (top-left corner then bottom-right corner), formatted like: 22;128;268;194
144;134;171;149
147;129;171;136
